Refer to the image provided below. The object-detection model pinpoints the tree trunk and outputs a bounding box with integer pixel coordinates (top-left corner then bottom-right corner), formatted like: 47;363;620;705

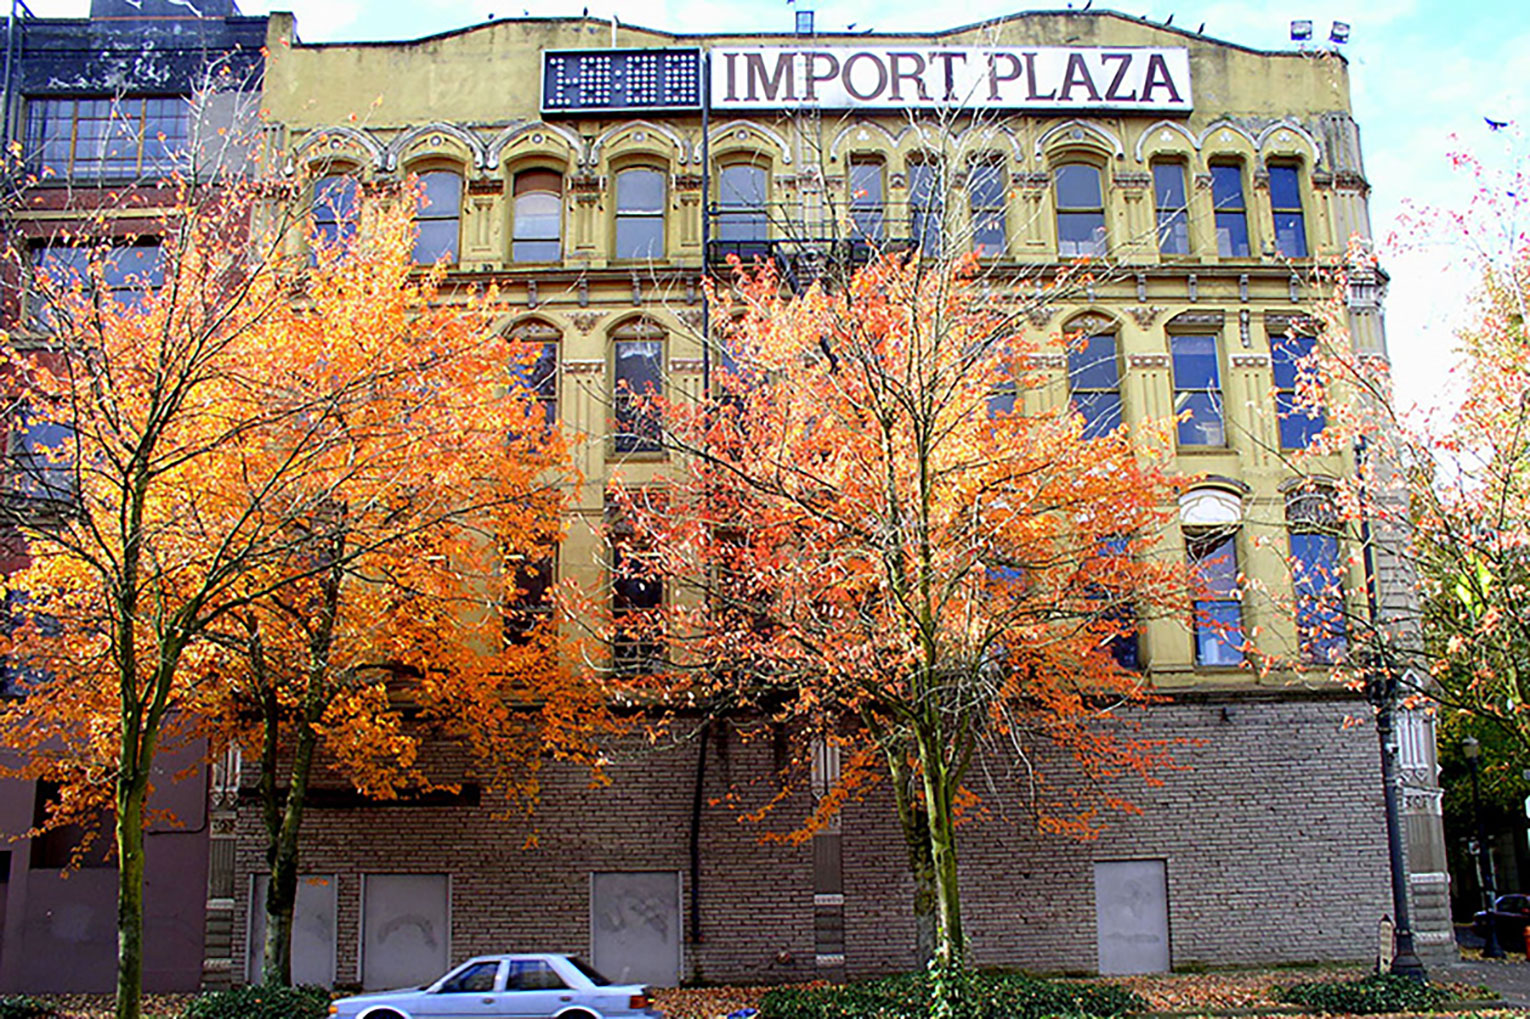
115;767;148;1019
887;745;938;966
261;713;319;986
915;719;966;1019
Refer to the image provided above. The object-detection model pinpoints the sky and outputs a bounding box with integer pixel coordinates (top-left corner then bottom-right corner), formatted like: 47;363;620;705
24;0;1530;417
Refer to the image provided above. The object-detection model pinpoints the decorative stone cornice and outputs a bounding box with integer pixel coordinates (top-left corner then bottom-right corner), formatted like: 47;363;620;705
1127;353;1170;369
564;358;604;374
1127;305;1163;329
570;312;605;335
1230;354;1271;368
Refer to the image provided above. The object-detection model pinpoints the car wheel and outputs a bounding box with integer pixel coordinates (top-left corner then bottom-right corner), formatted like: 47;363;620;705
558;1011;597;1019
360;1010;408;1019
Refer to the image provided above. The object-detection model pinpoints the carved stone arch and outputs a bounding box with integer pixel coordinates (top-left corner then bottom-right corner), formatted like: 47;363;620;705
593;120;691;168
708;120;792;165
386;122;489;172
892;122;945;153
1257;118;1323;166
1197;120;1259;160
1061;310;1120;336
506;313;563;338
287;125;386;174
1166;308;1227;329
955;123;1024;161
488;122;584;170
828;120;898;160
1034;120;1125;163
607;312;669;341
1133;120;1199;163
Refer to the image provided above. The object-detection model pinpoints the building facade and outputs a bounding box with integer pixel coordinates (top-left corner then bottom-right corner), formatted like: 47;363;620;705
0;0;267;993
230;8;1454;989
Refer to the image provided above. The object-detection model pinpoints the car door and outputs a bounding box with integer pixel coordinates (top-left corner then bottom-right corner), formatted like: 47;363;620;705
502;958;578;1018
409;960;507;1019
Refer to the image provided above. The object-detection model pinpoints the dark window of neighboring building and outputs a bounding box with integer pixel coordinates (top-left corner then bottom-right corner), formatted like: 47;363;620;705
613;325;663;454
1211;163;1250;257
716;163;768;245
968;156;1007;256
611;528;662;675
1170;334;1225;447
908;157;944;258
2;590;55;697
413;170;462;264
7;404;77;506
513;169;563;262
1067;331;1122;439
30;243;163;324
1272;333;1327;449
1152;161;1190;255
1187;529;1243;667
1269;163;1308;258
614;168;665;260
510;321;560;428
24;96;189;181
848;158;885;242
313;175;360;250
1055;163;1106;258
30;781;111;870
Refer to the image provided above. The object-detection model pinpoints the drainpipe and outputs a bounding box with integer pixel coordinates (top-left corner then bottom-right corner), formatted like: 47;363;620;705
688;719;710;944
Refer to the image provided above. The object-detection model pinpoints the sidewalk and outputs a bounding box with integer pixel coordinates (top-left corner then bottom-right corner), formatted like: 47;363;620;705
1441;957;1530;1009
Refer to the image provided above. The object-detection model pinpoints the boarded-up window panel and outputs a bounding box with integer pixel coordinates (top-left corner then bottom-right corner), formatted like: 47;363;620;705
1094;859;1170;975
248;874;337;987
591;871;681;986
362;874;449;990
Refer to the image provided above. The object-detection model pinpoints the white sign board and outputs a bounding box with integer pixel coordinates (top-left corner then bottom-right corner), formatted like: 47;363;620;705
712;46;1192;112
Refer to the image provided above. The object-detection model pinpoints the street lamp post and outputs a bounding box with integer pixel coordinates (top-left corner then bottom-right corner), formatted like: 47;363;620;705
1463;737;1505;958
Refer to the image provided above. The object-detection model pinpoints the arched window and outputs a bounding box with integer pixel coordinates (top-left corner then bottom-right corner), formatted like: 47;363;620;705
615;168;666;260
1211;162;1250;257
907;156;944;258
510;320;560;428
1286;486;1346;664
312;174;359;249
1066;325;1122;438
1269;163;1308;258
967;155;1007;256
1179;487;1245;667
413;169;462;264
848;156;885;242
612;320;664;454
513;169;563;263
1054;163;1106;258
715;162;769;258
1151;160;1190;255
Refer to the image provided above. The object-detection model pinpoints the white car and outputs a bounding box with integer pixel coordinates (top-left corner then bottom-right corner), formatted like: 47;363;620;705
327;953;664;1019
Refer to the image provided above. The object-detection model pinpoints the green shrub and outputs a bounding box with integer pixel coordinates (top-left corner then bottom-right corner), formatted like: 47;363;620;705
181;984;332;1019
1276;973;1453;1015
0;998;57;1019
759;971;1146;1019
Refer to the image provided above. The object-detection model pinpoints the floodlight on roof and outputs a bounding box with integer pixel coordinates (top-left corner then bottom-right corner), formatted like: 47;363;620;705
1329;20;1350;43
1290;19;1313;40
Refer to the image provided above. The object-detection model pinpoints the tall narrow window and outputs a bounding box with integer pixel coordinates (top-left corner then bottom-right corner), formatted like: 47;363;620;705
513;169;563;262
1272;333;1326;450
615;168;665;260
313;175;359;250
716;163;768;258
510;322;560;428
968;157;1007;256
848;158;884;242
1067;332;1122;439
1287;488;1346;664
1055;163;1106;258
611;527;662;675
503;548;557;646
30;243;162;323
1170;334;1225;447
907;158;944;258
24;96;189;181
413;170;462;264
8;406;77;506
1098;536;1140;671
613;324;663;454
1211;163;1250;257
1269;164;1308;258
1152;161;1190;255
1187;529;1243;666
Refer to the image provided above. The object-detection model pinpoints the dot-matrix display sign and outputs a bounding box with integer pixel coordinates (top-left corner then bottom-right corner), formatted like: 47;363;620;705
543;49;702;113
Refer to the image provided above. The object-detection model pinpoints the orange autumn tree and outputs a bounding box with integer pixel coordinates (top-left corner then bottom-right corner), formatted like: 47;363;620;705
608;255;1193;998
0;152;579;1016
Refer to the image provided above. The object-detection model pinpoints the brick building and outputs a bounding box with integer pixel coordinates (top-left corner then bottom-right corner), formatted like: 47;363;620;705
219;7;1455;990
0;0;267;993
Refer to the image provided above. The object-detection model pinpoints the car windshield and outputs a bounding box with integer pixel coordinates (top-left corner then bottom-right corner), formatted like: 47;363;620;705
567;957;612;986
